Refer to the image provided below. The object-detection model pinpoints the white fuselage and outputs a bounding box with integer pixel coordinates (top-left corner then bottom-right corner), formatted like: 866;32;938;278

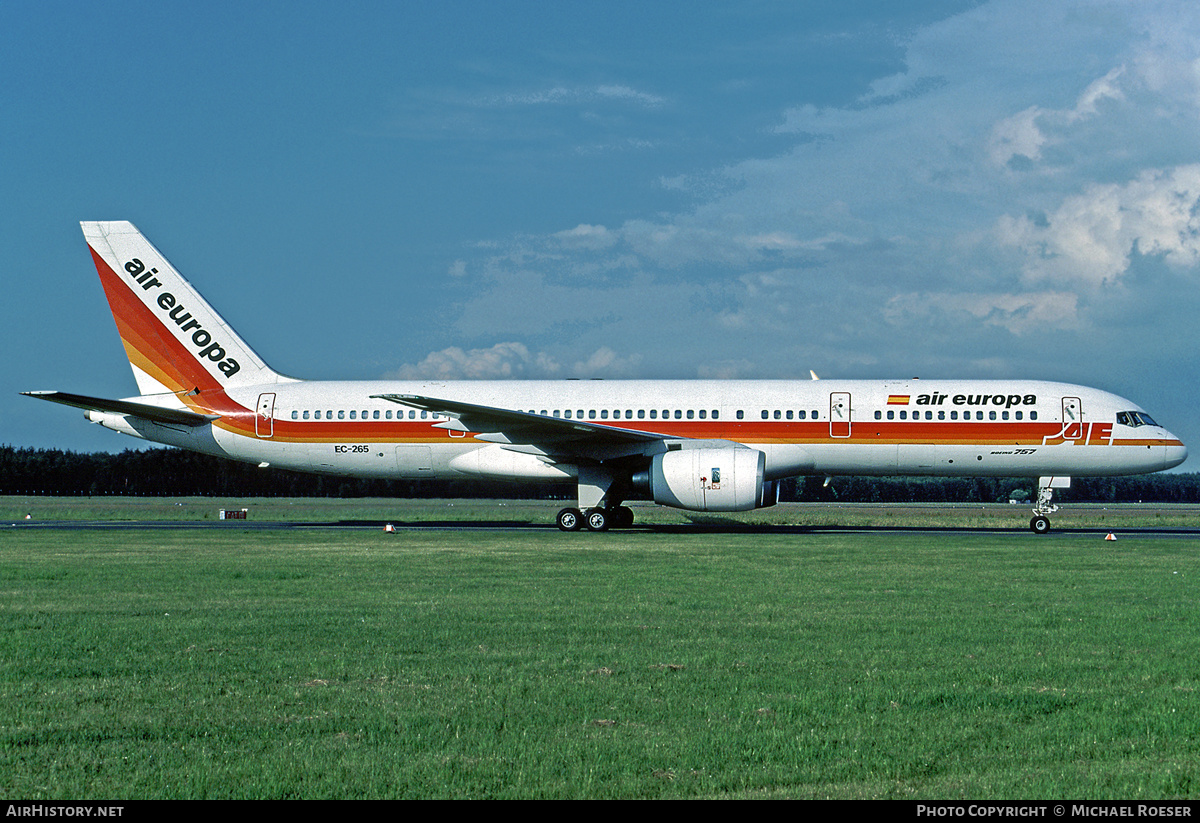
91;378;1187;485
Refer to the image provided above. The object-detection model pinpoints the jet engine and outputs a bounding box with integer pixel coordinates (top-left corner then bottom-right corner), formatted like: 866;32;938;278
633;447;778;511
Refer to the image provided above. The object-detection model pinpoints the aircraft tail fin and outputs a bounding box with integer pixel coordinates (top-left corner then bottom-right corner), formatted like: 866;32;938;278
82;221;286;396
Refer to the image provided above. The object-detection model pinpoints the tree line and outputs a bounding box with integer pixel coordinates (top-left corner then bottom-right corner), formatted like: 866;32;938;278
3;445;1199;503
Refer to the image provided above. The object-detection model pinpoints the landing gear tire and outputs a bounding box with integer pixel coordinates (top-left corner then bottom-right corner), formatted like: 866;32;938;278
585;508;610;532
557;507;583;532
611;505;634;529
1030;515;1051;535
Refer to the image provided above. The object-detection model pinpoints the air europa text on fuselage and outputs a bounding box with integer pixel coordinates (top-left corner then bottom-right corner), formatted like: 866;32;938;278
915;393;1037;408
122;258;240;378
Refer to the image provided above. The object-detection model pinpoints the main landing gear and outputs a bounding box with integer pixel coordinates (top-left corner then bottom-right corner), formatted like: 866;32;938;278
556;505;635;532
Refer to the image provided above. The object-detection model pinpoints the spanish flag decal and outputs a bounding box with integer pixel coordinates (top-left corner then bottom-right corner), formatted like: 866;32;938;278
887;395;910;405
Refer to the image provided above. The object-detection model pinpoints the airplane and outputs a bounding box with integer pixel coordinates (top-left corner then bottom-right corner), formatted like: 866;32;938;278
24;221;1188;534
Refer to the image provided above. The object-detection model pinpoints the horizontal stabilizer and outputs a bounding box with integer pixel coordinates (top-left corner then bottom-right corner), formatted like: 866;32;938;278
22;391;217;427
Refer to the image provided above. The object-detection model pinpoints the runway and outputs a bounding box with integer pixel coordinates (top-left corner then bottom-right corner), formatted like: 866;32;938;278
7;518;1200;538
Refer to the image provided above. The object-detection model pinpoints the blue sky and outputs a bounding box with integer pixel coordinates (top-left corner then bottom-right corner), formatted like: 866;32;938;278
4;0;1198;469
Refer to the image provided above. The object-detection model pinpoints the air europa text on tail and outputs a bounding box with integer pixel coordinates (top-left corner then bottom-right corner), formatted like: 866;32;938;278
123;258;241;378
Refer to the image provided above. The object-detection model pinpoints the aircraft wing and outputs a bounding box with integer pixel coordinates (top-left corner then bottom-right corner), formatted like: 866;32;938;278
371;393;672;459
22;391;218;427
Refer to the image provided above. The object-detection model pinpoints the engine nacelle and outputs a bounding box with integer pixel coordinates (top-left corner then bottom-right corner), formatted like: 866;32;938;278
639;447;775;511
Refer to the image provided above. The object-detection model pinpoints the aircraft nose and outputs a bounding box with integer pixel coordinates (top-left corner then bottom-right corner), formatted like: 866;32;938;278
1163;439;1188;470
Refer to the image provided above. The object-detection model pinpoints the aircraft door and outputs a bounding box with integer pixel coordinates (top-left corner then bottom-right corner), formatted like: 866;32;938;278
830;392;851;438
1062;396;1082;440
256;392;275;438
395;446;433;477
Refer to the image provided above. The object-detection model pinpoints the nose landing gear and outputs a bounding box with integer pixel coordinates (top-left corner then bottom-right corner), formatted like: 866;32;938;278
1030;476;1069;534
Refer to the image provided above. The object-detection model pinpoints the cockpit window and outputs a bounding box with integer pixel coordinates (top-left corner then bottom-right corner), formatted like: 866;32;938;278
1117;411;1159;428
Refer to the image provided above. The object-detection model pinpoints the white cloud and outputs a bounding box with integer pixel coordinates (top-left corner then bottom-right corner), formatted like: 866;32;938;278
485;84;664;109
552;224;618;251
385;341;646;381
594;84;665;108
997;164;1200;287
988;66;1126;167
987;106;1048;166
386;342;559;380
697;359;757;379
570;346;642;377
885;291;1081;335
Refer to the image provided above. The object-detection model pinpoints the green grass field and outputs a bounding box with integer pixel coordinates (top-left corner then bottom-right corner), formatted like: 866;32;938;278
5;495;1200;530
2;501;1199;798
